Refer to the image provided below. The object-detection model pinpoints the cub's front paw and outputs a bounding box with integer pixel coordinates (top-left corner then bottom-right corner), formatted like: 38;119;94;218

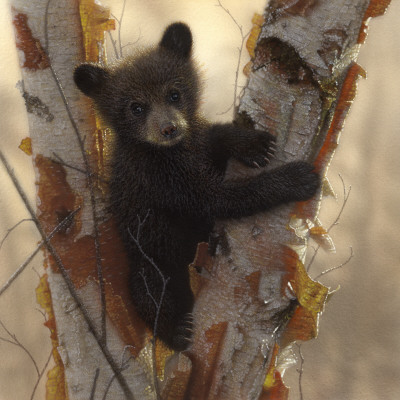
281;161;320;202
234;130;277;168
171;313;193;351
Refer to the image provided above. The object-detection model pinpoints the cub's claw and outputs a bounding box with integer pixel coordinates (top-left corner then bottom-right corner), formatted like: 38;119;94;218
171;313;194;351
234;130;277;169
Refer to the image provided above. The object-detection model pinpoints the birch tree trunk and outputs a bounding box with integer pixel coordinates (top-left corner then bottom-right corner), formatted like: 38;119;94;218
6;0;391;399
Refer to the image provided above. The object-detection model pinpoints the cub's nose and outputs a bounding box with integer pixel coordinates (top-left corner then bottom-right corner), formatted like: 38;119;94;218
161;123;177;138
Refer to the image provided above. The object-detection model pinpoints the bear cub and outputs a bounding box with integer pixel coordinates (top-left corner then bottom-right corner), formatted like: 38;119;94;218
74;22;319;351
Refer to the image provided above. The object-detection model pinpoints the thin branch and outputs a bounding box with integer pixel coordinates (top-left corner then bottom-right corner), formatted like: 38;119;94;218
216;0;242;33
107;31;120;60
0;319;40;377
216;0;251;114
35;307;47;321
118;0;127;58
51;152;108;183
307;175;351;272
127;212;169;285
44;0;107;346
89;368;100;400
328;174;351;233
0;150;135;400
128;212;170;399
109;3;140;60
51;152;88;175
102;375;116;400
314;247;354;280
30;350;53;400
122;36;141;50
0;208;80;297
0;219;33;252
102;345;135;400
296;343;305;400
120;345;135;369
306;244;319;273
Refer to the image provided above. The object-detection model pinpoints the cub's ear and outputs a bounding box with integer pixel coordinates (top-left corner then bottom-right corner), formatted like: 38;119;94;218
73;63;109;98
159;22;192;59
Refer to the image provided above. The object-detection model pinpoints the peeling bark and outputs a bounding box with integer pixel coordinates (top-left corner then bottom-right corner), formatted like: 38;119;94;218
186;1;390;399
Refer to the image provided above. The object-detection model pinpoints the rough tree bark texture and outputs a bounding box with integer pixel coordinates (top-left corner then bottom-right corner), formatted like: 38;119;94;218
11;1;151;399
186;1;390;399
8;0;390;399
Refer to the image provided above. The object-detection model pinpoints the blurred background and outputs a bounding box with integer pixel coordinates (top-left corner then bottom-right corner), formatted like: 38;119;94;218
0;0;399;399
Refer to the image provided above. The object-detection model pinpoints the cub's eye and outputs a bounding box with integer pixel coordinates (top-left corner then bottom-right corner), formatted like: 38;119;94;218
169;91;180;102
130;103;144;116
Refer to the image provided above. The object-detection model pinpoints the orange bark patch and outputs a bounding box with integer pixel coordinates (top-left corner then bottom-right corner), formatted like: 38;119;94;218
35;155;147;354
54;216;147;354
314;62;366;173
245;270;262;299
282;305;319;345
280;247;328;345
12;12;50;70
283;0;316;16
161;353;192;400
189;242;212;298
155;339;175;381
36;274;68;400
295;62;365;219
35;155;82;237
260;372;289;400
234;270;261;303
358;0;392;44
262;343;289;400
187;322;228;399
267;0;317;19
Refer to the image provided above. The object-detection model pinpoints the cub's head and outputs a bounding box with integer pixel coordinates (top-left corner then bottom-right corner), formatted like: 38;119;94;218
74;23;200;147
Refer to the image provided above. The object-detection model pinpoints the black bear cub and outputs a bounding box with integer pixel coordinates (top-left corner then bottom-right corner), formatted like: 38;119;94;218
74;23;319;351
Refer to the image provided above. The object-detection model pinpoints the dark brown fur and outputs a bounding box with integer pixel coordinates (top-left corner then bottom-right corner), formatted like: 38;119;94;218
73;23;319;350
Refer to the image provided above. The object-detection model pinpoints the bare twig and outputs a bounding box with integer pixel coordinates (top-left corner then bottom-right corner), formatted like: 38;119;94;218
0;319;40;377
314;247;354;280
307;175;352;272
51;152;107;183
51;152;88;175
35;307;47;321
107;31;120;60
128;212;170;399
0;219;33;252
30;350;53;400
118;0;127;58
0;208;80;297
122;37;141;50
328;174;351;232
89;368;100;400
102;345;135;400
0;150;135;400
102;375;116;400
216;0;251;114
296;343;305;400
44;0;107;346
109;2;140;60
